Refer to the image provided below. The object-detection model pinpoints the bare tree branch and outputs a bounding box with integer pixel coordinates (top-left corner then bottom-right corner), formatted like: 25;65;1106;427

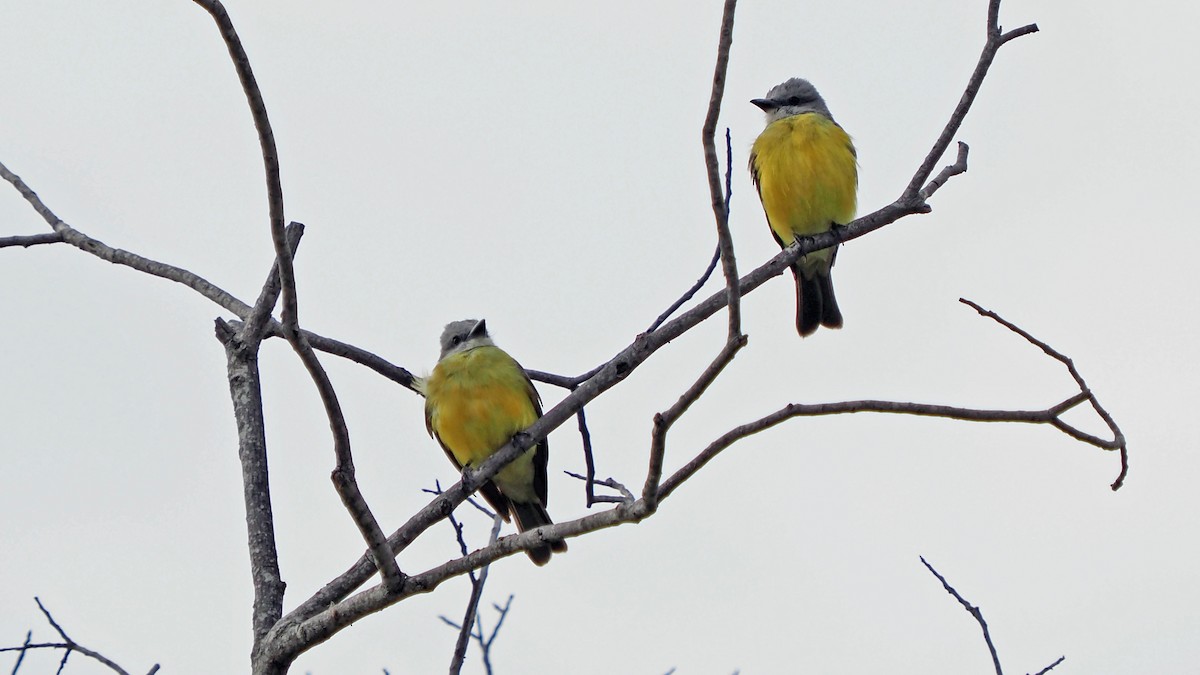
0;232;63;248
440;594;512;675
215;317;286;653
650;0;743;508
0;162;422;399
646;245;721;334
0;158;259;318
266;499;654;662
190;0;402;594
920;141;970;201
6;630;32;674
918;557;1065;675
701;0;742;337
921;558;1004;675
443;515;504;675
574;407;600;506
188;0;289;313
645;333;746;506
657;300;1120;501
960;298;1128;489
566;471;635;504
0;599;158;675
240;220;304;347
905;2;1038;200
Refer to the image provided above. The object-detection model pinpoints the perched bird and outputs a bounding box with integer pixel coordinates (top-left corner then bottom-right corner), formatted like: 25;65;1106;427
749;77;858;336
424;319;567;565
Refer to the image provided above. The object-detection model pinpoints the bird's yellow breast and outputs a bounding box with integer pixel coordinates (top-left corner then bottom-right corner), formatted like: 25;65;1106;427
425;346;539;498
750;113;858;254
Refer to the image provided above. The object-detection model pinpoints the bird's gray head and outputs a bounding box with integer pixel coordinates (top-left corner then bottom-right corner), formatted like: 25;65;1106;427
751;77;834;125
438;318;493;360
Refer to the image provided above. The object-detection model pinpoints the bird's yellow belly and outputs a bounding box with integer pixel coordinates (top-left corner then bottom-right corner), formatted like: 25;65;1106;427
752;113;857;274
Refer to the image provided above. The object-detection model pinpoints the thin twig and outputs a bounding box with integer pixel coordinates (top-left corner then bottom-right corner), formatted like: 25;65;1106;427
565;471;635;504
643;5;739;338
575;407;599;506
0;158;256;317
9;630;32;674
920;558;1003;675
905;1;1037;200
193;0;402;592
645;334;746;505
523;375;604;504
657;298;1118;501
0;599;156;675
240;221;305;347
960;298;1128;489
0;232;63;248
480;595;514;675
189;0;289;316
644;0;745;510
0;161;420;396
701;1;742;337
920;141;970;201
444;515;504;675
646;245;722;334
427;497;503;675
657;393;1093;502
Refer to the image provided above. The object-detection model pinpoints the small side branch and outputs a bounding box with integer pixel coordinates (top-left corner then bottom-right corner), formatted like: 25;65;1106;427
643;0;747;509
0;598;159;675
565;471;635;505
646;245;721;334
700;0;742;336
440;594;513;675
659;301;1119;501
192;0;402;593
0;232;63;248
960;298;1128;489
645;334;747;505
918;557;1065;675
574;407;600;506
920;141;970;201
905;0;1038;200
920;558;1003;675
189;0;290;318
240;221;305;347
441;513;504;675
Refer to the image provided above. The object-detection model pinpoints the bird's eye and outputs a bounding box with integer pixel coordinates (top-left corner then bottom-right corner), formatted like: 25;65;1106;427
450;336;462;347
787;96;803;106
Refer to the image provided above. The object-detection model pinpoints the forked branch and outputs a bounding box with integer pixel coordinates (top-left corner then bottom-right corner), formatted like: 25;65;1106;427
0;598;160;675
921;557;1065;675
657;300;1125;501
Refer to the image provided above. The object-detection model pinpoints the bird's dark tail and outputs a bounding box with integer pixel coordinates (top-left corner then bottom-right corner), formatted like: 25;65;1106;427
510;501;568;566
793;264;843;337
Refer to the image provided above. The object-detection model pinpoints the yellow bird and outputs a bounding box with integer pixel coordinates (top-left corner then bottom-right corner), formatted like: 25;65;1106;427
750;77;858;337
424;319;567;565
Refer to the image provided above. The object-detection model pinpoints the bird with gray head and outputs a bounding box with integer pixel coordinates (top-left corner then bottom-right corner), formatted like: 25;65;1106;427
749;76;857;336
751;78;837;124
424;319;567;565
437;318;495;360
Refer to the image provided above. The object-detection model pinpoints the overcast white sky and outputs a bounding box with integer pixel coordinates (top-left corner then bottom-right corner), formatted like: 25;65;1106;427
2;1;1198;673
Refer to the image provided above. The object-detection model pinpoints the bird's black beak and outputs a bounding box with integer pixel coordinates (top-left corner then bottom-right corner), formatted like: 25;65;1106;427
751;98;779;112
469;319;488;339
